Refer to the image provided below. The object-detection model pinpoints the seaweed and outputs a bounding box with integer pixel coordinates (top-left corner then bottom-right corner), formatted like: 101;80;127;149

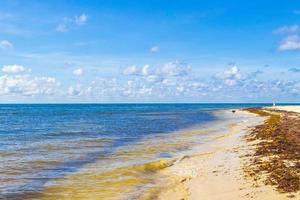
243;108;300;194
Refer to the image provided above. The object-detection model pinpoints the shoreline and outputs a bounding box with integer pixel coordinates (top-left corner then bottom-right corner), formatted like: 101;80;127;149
4;106;299;200
157;107;300;199
6;108;241;200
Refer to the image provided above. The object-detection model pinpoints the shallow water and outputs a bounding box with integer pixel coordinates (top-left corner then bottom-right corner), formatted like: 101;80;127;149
0;103;276;199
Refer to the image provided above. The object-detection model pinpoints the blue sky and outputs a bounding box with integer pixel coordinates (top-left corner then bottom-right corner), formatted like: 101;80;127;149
0;0;300;103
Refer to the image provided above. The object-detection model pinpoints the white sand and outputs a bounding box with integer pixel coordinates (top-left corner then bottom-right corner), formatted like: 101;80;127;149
157;109;300;200
268;105;300;113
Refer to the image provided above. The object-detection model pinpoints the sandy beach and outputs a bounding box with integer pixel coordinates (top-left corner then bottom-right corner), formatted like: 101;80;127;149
157;107;300;200
2;1;300;199
268;105;300;113
2;105;299;200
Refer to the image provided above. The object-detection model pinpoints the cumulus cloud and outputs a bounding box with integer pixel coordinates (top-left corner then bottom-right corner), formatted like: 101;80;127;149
67;86;83;96
80;61;202;99
75;14;87;25
122;61;190;87
1;65;28;73
150;45;159;52
56;22;69;32
278;35;300;51
215;65;242;86
123;65;155;76
273;25;300;34
60;63;300;102
1;60;299;101
123;65;139;75
56;13;88;32
0;74;60;96
0;65;60;98
161;61;190;76
73;68;83;76
247;70;264;79
0;40;13;49
141;65;154;76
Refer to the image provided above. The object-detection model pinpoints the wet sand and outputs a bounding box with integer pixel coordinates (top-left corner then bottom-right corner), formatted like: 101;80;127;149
157;108;300;199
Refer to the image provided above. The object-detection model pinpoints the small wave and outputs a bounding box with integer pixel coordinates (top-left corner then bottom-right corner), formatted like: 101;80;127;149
130;159;175;173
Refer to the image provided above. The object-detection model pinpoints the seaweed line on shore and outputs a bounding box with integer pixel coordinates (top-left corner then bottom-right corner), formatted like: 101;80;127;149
243;108;300;197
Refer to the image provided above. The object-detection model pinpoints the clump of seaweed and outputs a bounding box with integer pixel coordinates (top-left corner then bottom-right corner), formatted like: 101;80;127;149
243;108;300;194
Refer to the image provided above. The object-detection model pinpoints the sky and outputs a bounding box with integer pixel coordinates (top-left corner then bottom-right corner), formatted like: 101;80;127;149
0;0;300;103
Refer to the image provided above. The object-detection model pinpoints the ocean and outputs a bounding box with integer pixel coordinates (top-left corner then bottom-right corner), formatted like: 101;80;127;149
0;103;282;199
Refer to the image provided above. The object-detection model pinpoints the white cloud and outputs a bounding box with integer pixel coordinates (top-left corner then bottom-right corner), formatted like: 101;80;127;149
215;65;242;86
0;65;61;98
58;63;300;102
0;40;13;49
56;13;88;32
75;14;87;25
247;70;263;79
0;59;299;101
0;74;60;96
138;86;153;95
278;35;300;51
162;78;175;86
123;62;190;79
2;65;27;73
123;65;154;76
222;66;241;79
141;64;154;76
73;68;83;76
161;61;190;76
68;86;82;96
273;25;300;34
150;45;159;52
56;22;69;32
123;65;139;75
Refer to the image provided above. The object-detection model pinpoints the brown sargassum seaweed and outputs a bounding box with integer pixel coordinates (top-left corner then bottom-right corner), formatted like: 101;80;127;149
243;108;300;194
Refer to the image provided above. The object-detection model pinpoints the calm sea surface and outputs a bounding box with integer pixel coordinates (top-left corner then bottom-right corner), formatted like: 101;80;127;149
0;103;290;199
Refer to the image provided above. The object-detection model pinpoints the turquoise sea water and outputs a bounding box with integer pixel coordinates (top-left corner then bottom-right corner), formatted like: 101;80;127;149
0;103;295;199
